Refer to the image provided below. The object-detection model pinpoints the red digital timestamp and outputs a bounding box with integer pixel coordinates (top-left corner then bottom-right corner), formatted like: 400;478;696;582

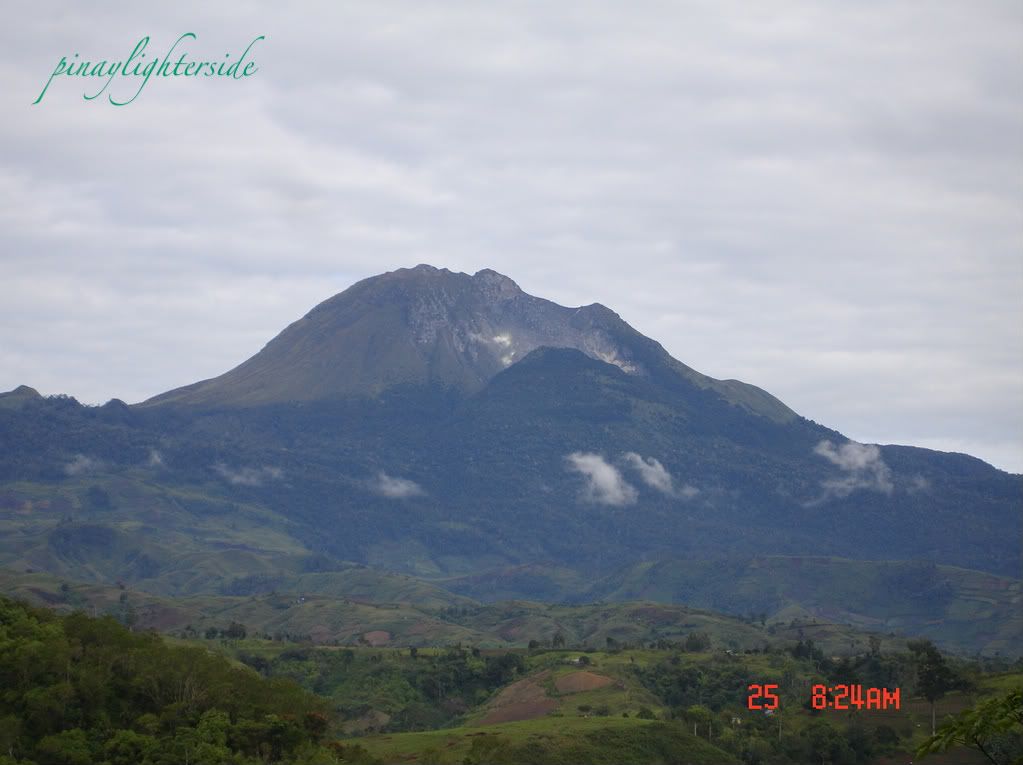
747;684;780;710
812;684;900;710
748;684;901;711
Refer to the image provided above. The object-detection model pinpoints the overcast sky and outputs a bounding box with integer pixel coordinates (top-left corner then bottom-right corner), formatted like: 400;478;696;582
2;2;1021;472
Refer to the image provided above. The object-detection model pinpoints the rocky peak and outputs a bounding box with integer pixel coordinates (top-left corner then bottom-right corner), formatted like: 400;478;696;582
140;265;796;423
472;269;521;300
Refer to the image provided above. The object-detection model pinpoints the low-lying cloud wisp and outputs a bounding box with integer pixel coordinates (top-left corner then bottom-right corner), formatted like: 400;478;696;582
565;452;637;506
622;452;674;494
813;439;893;498
213;463;283;487
622;452;698;498
372;472;426;499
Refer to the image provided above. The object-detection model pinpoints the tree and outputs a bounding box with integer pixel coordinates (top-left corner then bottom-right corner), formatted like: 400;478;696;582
0;716;19;761
868;635;882;657
102;729;159;765
35;729;92;765
685;704;713;738
909;639;956;735
552;631;565;649
802;719;854;765
917;688;1022;765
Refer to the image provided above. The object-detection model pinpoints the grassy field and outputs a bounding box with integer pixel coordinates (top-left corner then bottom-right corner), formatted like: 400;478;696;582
356;716;738;764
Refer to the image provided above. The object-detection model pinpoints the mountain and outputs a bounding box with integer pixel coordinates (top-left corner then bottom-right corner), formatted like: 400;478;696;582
0;265;1019;655
142;264;794;422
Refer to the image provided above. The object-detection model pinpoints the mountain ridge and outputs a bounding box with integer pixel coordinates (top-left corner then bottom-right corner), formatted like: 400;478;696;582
139;264;797;423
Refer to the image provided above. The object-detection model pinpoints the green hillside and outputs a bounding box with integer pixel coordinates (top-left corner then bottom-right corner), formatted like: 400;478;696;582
211;637;1023;764
585;556;1023;658
0;567;927;657
1;468;1020;657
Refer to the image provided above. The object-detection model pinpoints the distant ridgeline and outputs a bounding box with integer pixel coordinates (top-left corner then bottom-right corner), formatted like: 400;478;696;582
0;266;1019;656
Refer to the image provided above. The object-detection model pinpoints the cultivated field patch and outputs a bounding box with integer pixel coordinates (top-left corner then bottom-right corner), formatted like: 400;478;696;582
554;670;614;694
474;670;558;725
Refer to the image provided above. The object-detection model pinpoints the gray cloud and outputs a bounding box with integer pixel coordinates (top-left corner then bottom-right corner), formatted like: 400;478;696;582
213;463;283;487
371;472;425;499
1;3;1020;471
566;452;637;506
813;439;894;498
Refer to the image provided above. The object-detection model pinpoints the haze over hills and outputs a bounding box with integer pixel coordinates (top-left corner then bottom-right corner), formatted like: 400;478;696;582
0;265;1019;654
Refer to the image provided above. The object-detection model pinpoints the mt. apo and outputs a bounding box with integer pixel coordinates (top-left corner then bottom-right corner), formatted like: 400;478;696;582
0;265;1018;654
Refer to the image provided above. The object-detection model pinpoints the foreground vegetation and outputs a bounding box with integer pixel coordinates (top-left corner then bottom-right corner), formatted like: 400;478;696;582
211;626;1021;764
0;597;354;764
2;593;1020;764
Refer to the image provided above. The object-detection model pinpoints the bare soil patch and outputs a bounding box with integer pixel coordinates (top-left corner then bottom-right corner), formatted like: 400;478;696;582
363;630;391;646
554;671;614;694
474;670;557;726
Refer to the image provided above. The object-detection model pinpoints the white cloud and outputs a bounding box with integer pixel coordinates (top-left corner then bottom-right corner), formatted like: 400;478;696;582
372;472;425;499
813;440;894;497
622;452;699;499
147;449;165;468
566;452;637;506
64;454;101;476
622;452;668;493
213;463;283;487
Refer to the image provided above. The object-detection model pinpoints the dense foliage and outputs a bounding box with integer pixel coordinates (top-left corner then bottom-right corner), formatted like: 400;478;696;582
0;597;349;765
238;645;526;732
627;639;986;765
